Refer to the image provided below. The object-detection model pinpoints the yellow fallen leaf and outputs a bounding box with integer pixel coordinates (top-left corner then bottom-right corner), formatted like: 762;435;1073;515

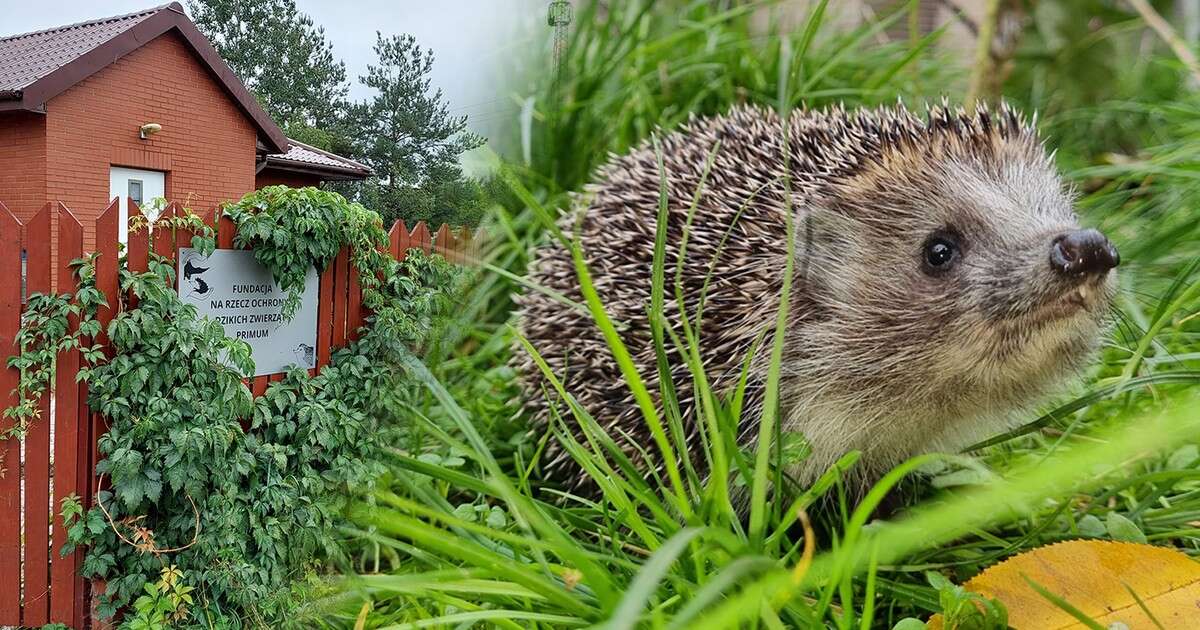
928;539;1200;629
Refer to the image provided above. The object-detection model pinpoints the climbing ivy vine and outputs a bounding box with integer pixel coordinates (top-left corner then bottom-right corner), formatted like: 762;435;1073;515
4;190;463;627
224;186;389;319
2;263;105;441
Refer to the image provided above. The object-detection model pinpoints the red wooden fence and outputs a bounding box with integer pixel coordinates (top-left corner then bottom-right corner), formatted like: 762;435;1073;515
0;199;480;629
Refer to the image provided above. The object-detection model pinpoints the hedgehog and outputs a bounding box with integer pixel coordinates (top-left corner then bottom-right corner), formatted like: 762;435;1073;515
514;102;1119;498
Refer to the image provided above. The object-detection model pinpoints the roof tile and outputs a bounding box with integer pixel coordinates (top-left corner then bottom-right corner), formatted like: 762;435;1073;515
267;140;372;177
0;5;167;94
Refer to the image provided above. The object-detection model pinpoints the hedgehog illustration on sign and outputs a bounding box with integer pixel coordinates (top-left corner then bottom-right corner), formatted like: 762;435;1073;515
180;254;211;300
515;102;1120;497
293;343;315;367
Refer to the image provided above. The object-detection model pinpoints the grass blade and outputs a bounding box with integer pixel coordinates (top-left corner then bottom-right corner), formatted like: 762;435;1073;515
604;527;707;630
1020;574;1106;630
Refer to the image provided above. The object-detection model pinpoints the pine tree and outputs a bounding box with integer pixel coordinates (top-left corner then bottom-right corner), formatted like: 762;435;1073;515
351;33;487;227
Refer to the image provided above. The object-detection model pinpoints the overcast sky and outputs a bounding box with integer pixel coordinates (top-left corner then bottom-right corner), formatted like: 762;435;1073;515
0;0;545;145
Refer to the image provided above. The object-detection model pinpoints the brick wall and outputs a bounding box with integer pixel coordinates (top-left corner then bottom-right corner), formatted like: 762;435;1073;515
0;111;47;222
43;31;259;248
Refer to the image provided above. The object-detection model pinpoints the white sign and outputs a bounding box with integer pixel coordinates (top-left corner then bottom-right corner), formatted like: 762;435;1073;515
178;248;319;376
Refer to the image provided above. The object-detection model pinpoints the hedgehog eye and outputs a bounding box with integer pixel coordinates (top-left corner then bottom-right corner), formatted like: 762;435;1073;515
922;235;959;274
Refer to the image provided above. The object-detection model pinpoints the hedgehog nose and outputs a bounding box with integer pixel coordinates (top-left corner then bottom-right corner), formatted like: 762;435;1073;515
1050;229;1119;276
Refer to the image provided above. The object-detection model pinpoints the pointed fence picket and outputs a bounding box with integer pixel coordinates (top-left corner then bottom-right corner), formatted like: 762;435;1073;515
0;199;481;629
0;202;23;622
51;205;84;625
24;205;53;627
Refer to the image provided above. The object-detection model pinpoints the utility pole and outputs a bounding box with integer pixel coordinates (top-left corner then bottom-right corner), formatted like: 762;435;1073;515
548;1;573;76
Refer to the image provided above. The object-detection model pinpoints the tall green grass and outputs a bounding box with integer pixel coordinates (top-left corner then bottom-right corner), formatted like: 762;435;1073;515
509;0;960;196
306;2;1200;628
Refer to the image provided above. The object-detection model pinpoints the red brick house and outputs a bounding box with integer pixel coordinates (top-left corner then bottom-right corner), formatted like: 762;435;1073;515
0;2;370;246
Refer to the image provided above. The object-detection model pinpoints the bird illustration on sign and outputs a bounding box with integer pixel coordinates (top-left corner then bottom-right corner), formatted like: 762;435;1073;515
181;253;211;299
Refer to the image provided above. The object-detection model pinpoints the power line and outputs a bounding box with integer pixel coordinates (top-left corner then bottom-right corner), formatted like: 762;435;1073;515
450;96;515;113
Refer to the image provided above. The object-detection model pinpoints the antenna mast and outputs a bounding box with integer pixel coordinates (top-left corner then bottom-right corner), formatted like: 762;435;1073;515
548;1;573;75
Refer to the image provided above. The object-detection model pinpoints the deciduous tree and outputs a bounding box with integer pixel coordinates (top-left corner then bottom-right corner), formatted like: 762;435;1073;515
188;0;348;131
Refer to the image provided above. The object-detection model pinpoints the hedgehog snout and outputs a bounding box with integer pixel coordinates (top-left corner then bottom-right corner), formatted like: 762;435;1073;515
1049;229;1119;278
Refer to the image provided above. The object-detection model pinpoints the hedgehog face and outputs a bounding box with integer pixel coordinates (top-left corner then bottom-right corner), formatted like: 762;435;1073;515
927;154;1117;389
806;145;1117;419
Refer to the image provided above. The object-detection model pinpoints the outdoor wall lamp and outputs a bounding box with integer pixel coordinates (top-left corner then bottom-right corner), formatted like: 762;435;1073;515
139;123;162;139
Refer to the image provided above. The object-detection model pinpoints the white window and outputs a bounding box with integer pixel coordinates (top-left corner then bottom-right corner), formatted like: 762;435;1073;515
109;167;165;243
